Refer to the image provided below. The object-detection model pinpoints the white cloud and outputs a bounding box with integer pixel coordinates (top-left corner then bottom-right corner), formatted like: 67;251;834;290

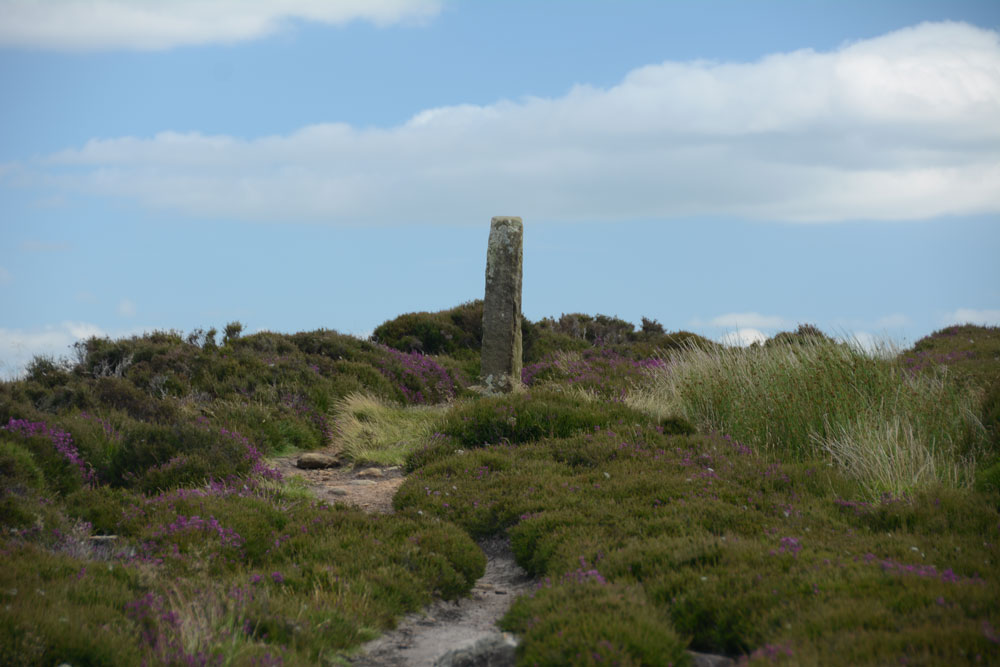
695;312;793;329
718;328;769;348
838;332;899;358
0;0;442;51
13;21;1000;225
118;299;137;317
0;321;105;379
944;308;1000;326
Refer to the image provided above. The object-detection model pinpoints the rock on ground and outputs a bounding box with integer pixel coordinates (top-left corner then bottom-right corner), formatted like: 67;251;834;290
433;632;518;667
295;452;342;469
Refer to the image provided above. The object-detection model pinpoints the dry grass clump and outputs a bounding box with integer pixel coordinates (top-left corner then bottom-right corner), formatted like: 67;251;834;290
332;393;450;466
818;415;976;497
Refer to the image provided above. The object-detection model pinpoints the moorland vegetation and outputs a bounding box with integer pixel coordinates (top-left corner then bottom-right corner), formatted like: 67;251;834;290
1;301;998;665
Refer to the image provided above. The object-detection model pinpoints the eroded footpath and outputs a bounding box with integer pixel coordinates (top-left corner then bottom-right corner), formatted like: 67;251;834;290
352;535;531;666
271;454;735;667
270;455;532;666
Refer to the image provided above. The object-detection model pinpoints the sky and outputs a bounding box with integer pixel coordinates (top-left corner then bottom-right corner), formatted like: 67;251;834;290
1;0;999;377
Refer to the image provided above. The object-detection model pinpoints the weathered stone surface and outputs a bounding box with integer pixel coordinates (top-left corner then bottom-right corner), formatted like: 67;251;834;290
480;216;523;394
296;452;342;469
357;468;384;478
688;650;736;667
433;632;518;667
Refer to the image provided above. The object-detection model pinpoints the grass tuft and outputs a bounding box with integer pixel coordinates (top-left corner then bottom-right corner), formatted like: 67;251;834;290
332;393;449;466
629;337;987;496
818;414;978;498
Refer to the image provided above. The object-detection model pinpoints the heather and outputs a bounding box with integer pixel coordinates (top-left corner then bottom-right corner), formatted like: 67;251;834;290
2;312;999;665
0;323;477;665
1;413;484;665
521;348;668;401
899;324;1000;390
398;416;999;665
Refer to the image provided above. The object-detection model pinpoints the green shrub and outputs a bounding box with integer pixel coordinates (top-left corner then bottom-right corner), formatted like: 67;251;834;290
623;330;721;360
229;330;296;356
75;331;189;379
640;317;665;335
522;348;670;400
0;543;147;667
2;474;486;664
0;388;33;426
435;388;653;450
1;420;91;496
523;327;590;364
0;439;46;494
22;378;93;414
900;324;1000;389
289;328;374;359
502;580;688;666
541;313;636;345
331;359;397;395
522;320;719;365
0;439;50;529
105;422;259;491
222;321;244;345
373;302;482;356
974;377;1000;492
975;457;1000;494
259;417;322;453
63;485;139;535
397;424;1000;665
94;377;177;423
23;356;72;388
765;323;832;348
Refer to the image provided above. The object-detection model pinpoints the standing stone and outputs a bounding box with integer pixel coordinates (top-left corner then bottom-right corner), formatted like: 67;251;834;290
480;216;523;394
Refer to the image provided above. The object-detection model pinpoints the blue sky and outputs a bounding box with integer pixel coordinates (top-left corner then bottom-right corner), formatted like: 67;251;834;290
2;0;999;377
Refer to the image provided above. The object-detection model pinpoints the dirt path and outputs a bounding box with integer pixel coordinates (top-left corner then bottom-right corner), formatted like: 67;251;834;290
269;454;531;666
271;453;735;667
269;455;406;514
352;535;532;666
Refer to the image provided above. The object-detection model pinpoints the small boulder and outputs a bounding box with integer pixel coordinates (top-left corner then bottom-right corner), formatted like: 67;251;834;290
357;468;384;479
296;453;342;469
434;632;517;667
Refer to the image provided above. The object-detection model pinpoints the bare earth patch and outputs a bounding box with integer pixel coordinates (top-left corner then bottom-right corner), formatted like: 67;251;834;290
269;454;405;514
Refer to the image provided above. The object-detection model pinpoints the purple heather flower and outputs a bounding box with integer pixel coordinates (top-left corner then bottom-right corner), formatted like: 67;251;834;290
2;418;97;485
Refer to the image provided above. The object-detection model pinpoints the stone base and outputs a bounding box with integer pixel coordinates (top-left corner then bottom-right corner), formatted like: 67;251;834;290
477;373;524;396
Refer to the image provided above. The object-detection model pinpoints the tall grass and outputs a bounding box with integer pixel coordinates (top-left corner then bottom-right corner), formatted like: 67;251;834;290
628;338;987;497
332;393;448;466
